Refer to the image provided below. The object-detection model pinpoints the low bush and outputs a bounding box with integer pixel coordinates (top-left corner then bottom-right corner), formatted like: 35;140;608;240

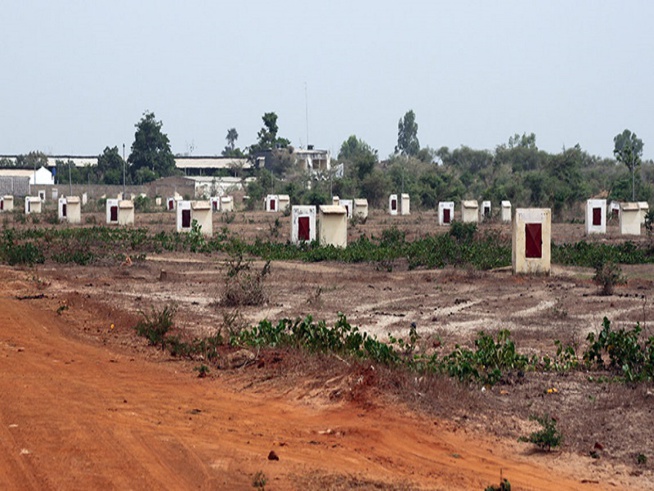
519;413;562;451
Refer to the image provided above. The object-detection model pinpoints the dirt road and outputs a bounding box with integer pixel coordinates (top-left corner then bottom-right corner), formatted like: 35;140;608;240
0;270;634;490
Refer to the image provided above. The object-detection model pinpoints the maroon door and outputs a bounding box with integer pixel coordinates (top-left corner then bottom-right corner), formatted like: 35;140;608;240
592;207;601;226
525;223;542;258
0;200;3;210
484;206;490;218
298;216;310;241
391;199;397;211
345;205;350;216
270;199;276;211
62;204;67;217
110;206;118;222
443;208;451;223
212;201;218;211
182;209;191;228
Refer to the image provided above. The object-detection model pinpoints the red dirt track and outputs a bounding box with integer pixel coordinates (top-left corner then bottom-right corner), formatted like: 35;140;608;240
0;267;626;490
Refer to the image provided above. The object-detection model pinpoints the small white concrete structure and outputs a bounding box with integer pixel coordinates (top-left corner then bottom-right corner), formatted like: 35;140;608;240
501;201;512;222
332;196;340;206
0;196;14;212
210;196;220;212
106;199;119;224
438;202;455;225
220;196;234;212
400;194;410;215
319;205;348;248
481;200;492;220
340;199;353;218
25;196;42;214
155;197;162;206
52;188;58;200
291;205;316;244
58;196;82;224
277;194;290;213
177;200;193;232
512;208;551;275
389;194;398;215
166;197;177;211
191;201;212;236
265;194;278;212
638;201;649;225
82;193;88;206
620;203;641;235
117;200;134;226
585;199;606;234
461;200;479;223
353;199;368;220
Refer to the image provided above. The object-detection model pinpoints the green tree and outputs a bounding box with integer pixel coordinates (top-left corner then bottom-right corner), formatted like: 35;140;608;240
613;129;644;201
250;112;290;154
395;110;420;156
222;128;244;157
97;146;124;185
338;135;378;181
128;111;176;183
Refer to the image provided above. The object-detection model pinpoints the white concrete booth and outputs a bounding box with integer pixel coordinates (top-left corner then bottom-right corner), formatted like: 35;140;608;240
0;196;14;212
166;197;177;211
25;196;42;214
177;201;192;232
191;201;212;236
332;196;340;206
291;205;316;244
118;200;134;226
388;194;398;215
58;196;81;224
210;196;220;212
501;201;512;222
277;194;290;212
319;205;348;248
354;199;368;220
438;202;454;225
585;199;606;234
265;194;278;212
220;196;234;212
400;194;410;215
512;208;551;275
620;203;641;235
340;199;353;218
461;200;479;223
106;199;119;224
638;201;649;225
482;200;492;220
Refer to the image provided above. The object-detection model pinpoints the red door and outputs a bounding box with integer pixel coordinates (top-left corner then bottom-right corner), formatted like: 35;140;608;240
182;209;191;228
443;208;451;223
592;208;601;226
168;200;174;210
62;204;67;217
391;199;397;211
110;206;118;222
525;223;542;258
0;200;3;211
270;199;276;211
298;216;310;241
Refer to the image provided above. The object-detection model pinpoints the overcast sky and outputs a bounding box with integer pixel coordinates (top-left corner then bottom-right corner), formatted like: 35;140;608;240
2;1;653;161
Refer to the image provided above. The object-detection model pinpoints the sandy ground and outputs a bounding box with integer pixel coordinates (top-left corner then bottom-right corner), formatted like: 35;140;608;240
1;209;654;489
0;267;633;491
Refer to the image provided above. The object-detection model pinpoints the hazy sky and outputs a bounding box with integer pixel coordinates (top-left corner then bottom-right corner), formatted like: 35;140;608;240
2;1;653;161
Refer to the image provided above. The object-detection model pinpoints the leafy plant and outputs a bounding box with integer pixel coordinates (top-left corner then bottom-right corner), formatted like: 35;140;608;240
194;364;210;378
134;305;177;350
221;252;270;307
519;413;562;451
252;471;267;490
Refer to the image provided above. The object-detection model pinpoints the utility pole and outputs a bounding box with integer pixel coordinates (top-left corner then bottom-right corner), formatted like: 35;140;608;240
122;143;126;197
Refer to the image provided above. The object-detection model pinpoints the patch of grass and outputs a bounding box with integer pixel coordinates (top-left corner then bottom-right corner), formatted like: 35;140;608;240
134;305;177;350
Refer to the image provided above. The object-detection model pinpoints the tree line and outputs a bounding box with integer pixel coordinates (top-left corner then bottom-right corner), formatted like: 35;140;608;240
1;110;649;217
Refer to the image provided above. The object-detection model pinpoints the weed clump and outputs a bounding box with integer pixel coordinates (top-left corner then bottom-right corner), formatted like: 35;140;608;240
593;260;625;296
134;305;177;350
221;252;270;307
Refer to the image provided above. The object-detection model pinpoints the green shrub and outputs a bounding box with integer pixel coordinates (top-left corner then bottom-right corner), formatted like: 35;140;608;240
593;261;625;295
519;413;562;451
134;305;177;350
